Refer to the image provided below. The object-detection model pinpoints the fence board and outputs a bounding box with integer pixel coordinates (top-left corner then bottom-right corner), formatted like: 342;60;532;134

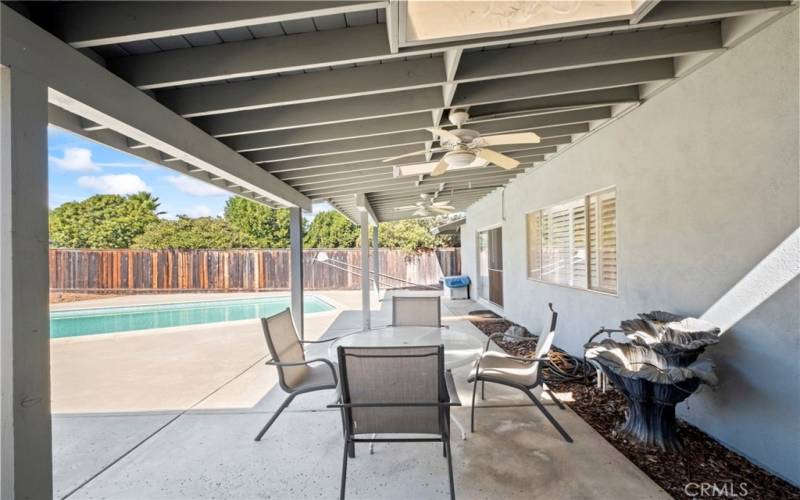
49;248;461;293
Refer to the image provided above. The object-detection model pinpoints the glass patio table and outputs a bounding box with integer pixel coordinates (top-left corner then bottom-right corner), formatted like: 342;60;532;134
327;326;484;440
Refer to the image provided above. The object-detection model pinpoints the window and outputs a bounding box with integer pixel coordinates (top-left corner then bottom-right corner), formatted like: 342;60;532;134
527;188;617;293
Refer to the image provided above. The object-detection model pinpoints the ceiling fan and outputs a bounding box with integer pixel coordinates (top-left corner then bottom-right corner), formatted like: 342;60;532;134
383;109;540;176
394;193;455;217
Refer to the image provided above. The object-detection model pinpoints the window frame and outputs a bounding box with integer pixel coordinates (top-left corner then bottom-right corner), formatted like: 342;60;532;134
525;186;618;296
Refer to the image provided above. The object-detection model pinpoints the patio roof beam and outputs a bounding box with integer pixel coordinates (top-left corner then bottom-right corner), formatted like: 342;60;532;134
454;22;721;82
355;193;379;225
0;5;311;210
282;143;567;186
109;5;764;91
270;124;585;181
110;24;393;89
451;59;674;109
252;108;607;168
220;89;624;153
242;130;434;163
157;56;445;118
197;62;661;138
221;113;435;153
287;150;556;191
303;169;528;199
55;1;388;49
195;87;444;138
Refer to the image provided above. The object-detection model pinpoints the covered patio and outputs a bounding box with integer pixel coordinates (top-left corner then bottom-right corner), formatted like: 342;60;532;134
51;291;667;499
1;1;798;499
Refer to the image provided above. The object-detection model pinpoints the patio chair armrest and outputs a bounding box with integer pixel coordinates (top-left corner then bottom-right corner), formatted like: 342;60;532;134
444;369;461;406
504;355;550;363
483;331;535;352
265;357;338;385
300;337;339;344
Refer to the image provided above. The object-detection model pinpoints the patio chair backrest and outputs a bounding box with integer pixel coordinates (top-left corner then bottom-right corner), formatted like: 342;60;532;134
337;345;446;436
392;296;441;327
517;303;558;386
261;308;307;391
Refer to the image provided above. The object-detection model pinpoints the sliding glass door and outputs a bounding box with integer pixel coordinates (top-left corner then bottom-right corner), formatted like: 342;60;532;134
477;227;503;307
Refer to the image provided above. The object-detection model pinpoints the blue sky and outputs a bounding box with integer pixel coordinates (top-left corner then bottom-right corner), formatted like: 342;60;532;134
48;126;331;219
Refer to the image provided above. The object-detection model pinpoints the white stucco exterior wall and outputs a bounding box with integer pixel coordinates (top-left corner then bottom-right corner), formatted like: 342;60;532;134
461;11;800;485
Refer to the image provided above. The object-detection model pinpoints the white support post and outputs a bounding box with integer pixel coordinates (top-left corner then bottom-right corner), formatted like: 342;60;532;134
372;225;380;293
360;212;371;331
0;66;53;499
289;207;304;340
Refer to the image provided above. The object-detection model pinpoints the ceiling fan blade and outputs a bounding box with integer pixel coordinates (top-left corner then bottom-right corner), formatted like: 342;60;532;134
426;127;461;144
430;207;453;215
431;201;454;207
393;205;420;211
382;149;430;163
430;158;449;177
474;132;540;147
431;205;455;211
475;148;520;170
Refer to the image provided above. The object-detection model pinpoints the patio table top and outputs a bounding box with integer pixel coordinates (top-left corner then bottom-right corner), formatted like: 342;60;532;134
327;326;485;369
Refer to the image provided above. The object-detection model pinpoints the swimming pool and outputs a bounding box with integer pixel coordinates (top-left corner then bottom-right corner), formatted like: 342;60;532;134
50;295;335;338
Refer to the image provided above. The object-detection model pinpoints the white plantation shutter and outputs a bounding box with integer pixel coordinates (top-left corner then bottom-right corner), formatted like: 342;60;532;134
588;189;617;293
527;211;542;280
527;188;616;293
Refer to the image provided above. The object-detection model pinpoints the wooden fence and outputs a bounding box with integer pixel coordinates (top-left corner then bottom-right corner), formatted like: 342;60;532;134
49;248;461;293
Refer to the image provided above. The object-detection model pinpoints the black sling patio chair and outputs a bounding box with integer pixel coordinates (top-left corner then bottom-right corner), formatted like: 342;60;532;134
329;345;461;500
254;308;340;441
467;303;573;443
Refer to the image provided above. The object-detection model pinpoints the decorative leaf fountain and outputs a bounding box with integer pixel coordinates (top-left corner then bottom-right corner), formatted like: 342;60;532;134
585;311;721;451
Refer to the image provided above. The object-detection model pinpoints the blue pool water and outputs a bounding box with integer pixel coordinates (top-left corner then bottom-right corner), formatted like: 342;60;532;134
50;296;334;338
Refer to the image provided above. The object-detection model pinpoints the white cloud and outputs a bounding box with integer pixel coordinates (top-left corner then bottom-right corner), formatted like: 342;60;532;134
164;175;227;197
77;174;150;195
50;147;100;172
50;147;154;172
184;204;215;218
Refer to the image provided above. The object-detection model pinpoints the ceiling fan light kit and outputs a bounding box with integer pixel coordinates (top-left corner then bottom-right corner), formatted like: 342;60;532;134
384;109;541;177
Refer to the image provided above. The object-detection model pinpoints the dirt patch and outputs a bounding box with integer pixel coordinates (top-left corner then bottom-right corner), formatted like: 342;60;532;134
49;292;120;304
468;315;800;500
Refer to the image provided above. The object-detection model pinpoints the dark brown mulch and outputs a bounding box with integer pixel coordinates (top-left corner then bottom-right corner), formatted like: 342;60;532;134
468;316;800;500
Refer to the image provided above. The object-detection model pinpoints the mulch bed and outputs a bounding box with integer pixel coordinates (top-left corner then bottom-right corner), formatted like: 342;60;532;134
468;316;800;500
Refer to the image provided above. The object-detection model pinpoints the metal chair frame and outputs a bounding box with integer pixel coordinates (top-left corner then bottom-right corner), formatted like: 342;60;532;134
254;308;340;442
329;345;462;500
391;295;444;328
468;303;573;443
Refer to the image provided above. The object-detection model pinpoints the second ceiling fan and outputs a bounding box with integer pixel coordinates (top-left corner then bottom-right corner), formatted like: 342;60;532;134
383;109;541;176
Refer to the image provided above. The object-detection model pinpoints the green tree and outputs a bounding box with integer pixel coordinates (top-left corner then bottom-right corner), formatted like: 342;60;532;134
377;219;441;252
49;192;161;248
223;196;295;248
131;216;257;249
304;211;359;248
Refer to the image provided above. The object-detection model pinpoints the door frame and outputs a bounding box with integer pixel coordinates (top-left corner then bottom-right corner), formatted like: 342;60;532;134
475;223;503;310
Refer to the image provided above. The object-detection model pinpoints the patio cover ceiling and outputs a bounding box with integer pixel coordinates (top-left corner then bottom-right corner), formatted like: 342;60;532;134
6;0;794;221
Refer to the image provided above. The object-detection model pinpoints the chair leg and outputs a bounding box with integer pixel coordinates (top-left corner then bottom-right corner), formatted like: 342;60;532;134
481;380;485;401
524;389;573;443
444;435;455;500
348;441;356;458
545;388;566;410
470;376;479;432
254;393;295;441
340;436;350;500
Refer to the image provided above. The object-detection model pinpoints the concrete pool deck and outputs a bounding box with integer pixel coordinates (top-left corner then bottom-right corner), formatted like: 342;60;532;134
51;290;670;499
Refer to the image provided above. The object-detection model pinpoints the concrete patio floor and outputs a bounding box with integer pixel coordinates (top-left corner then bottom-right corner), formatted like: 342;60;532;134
51;290;670;499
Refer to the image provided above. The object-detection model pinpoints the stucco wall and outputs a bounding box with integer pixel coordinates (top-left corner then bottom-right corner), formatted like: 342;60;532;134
461;11;800;485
